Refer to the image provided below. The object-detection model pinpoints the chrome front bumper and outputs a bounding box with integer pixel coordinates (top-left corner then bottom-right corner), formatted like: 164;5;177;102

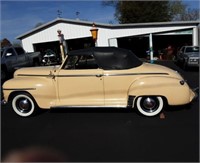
1;99;7;105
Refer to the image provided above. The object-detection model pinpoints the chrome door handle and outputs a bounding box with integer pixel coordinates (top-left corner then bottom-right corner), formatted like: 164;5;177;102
96;74;102;77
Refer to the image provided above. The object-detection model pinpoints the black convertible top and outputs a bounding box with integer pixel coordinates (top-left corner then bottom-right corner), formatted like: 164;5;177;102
68;47;143;70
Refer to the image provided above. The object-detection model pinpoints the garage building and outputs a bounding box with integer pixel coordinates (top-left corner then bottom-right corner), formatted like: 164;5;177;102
16;18;199;59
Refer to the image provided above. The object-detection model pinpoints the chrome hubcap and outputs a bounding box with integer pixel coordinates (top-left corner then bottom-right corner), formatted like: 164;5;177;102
142;97;158;113
143;97;156;109
17;98;32;113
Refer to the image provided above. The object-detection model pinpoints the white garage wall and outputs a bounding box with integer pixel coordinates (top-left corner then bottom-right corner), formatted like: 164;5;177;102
20;20;198;52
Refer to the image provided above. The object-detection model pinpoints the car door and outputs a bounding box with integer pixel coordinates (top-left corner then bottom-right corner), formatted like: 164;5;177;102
4;48;18;71
57;55;104;106
14;47;30;67
103;69;136;107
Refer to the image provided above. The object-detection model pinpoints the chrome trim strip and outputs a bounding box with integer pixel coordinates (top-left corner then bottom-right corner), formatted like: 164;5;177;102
17;72;168;78
58;74;97;77
57;73;168;77
17;74;97;77
18;74;51;77
3;88;36;91
104;73;169;76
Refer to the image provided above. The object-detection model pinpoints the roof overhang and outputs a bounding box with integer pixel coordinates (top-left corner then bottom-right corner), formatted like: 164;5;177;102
16;18;200;40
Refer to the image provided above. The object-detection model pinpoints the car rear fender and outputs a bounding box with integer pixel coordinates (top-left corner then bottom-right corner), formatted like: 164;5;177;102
128;76;195;106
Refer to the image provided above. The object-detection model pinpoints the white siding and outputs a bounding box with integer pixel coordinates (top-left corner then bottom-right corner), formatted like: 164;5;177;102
21;21;197;52
108;26;195;39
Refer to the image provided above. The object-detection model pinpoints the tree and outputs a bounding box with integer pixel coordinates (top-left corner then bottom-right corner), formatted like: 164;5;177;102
102;1;197;23
175;8;199;21
168;1;186;21
169;1;199;21
1;38;12;48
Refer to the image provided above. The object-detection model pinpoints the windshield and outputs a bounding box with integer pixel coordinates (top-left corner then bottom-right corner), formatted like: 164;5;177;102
63;56;79;69
185;47;199;53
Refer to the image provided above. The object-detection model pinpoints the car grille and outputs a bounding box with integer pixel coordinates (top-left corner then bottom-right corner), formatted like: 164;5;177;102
189;58;199;64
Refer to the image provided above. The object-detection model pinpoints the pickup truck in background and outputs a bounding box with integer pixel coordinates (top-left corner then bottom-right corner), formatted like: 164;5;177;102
1;46;42;81
176;46;199;70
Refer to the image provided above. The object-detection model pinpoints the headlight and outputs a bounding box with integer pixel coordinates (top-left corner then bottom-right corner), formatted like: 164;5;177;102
189;58;197;62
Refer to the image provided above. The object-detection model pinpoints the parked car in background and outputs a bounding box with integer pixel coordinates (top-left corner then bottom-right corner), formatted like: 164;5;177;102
42;49;61;66
176;46;199;69
1;46;42;81
2;47;196;117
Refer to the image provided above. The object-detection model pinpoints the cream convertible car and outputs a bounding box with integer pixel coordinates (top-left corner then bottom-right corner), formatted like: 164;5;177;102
2;47;196;117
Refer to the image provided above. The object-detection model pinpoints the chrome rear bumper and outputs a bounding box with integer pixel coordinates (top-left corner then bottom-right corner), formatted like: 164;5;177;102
192;87;199;100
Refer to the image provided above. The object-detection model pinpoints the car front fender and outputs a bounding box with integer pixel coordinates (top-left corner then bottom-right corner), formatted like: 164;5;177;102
128;76;195;106
3;77;57;109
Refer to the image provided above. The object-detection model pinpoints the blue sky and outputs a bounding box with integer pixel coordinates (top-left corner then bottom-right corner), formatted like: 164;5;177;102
1;1;116;42
1;0;199;42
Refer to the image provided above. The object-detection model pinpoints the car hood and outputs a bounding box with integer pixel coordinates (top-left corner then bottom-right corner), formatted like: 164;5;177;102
185;52;199;57
14;65;60;77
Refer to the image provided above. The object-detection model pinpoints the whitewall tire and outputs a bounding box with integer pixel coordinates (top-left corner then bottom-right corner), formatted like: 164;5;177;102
136;96;164;116
12;93;36;117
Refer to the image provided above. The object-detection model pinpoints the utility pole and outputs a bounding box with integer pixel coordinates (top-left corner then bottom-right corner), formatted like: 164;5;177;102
57;10;62;18
76;11;80;20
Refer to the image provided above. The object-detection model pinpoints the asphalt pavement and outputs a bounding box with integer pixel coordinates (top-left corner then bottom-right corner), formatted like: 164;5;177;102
1;61;199;162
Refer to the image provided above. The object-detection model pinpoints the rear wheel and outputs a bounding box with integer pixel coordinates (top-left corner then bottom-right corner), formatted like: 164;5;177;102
136;96;164;116
12;93;38;117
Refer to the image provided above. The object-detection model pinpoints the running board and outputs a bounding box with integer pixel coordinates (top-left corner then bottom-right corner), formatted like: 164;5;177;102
51;105;127;109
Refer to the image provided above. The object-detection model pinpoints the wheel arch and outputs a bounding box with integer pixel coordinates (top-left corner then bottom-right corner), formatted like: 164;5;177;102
135;96;164;116
132;95;168;109
127;76;192;106
8;91;38;106
4;77;57;108
10;91;40;117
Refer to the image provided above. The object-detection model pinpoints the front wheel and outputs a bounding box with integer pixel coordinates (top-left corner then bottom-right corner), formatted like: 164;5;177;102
136;96;164;116
12;93;38;117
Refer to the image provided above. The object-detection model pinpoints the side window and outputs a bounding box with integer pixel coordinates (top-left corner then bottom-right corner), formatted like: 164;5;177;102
64;55;99;70
185;47;192;53
64;56;79;69
75;55;99;69
15;48;25;55
5;48;16;57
